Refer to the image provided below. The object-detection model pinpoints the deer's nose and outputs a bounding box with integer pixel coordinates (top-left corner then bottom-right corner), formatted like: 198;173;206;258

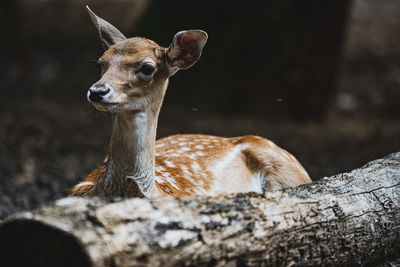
88;88;110;102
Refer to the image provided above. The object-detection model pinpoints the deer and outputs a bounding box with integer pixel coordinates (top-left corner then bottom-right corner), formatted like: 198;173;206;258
70;7;312;198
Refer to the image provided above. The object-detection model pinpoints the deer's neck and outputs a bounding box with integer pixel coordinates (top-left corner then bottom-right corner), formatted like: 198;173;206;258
97;79;168;197
102;110;157;197
101;91;169;198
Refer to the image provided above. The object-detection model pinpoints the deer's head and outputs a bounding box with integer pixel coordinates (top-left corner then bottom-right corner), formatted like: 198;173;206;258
86;6;207;113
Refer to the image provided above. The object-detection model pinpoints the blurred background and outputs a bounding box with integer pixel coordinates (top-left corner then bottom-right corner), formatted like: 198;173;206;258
0;0;399;219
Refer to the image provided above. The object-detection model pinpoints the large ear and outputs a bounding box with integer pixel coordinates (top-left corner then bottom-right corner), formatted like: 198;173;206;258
86;6;127;50
166;30;208;74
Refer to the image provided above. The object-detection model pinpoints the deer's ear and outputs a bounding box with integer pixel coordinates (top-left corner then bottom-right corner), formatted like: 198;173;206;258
166;30;208;74
86;6;127;50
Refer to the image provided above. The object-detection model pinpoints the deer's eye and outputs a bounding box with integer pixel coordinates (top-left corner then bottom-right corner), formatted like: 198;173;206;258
137;64;155;76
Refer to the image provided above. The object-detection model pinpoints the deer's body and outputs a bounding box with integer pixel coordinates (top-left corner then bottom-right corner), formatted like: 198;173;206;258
72;134;310;197
71;7;311;198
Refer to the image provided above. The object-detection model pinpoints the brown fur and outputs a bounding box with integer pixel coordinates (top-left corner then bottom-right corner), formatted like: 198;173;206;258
70;162;105;196
71;134;311;197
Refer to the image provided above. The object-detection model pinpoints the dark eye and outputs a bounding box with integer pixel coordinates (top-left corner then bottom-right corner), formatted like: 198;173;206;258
137;64;155;76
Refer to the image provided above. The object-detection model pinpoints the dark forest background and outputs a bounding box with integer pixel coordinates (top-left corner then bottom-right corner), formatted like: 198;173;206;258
0;0;399;219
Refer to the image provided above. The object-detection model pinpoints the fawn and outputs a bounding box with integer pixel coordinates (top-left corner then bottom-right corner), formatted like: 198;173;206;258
70;7;311;198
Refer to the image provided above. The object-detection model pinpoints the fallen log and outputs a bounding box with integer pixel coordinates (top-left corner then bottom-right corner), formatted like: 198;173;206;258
1;153;400;267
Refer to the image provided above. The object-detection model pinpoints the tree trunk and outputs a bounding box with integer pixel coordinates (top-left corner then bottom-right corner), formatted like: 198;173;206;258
1;153;400;267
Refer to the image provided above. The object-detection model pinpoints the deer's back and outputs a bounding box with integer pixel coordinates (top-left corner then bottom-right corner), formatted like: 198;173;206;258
154;134;311;196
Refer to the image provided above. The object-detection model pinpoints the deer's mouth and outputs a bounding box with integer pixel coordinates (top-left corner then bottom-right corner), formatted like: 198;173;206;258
91;100;119;111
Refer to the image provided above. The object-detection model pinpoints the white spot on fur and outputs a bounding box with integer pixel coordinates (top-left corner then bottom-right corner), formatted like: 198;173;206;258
185;175;197;185
196;151;205;156
160;171;170;177
166;176;179;189
75;181;94;188
191;163;201;172
156;166;166;172
164;160;176;168
155;175;163;183
181;166;193;176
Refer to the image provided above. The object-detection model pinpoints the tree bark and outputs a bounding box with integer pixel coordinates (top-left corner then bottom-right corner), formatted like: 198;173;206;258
1;152;400;267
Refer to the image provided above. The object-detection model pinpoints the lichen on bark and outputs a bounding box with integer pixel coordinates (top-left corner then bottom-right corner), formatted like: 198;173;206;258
1;152;399;266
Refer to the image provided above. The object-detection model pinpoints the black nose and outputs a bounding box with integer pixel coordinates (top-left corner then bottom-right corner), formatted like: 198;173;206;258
88;88;110;102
